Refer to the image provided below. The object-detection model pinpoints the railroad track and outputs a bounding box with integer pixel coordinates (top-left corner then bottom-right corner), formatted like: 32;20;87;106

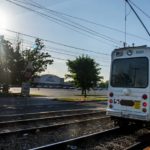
0;110;111;150
1;108;148;150
0;116;110;135
0;109;109;136
126;142;150;150
30;125;147;150
2;109;147;150
30;127;121;150
0;108;104;121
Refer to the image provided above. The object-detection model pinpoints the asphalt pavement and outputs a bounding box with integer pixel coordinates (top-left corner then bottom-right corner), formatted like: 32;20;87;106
10;88;107;97
0;97;107;115
0;88;107;115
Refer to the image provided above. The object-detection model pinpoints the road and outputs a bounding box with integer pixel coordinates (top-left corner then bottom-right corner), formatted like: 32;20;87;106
0;96;105;115
10;88;108;98
0;88;108;115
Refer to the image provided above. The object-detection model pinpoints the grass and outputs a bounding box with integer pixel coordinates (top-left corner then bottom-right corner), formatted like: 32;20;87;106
0;92;107;102
58;95;108;102
0;92;46;97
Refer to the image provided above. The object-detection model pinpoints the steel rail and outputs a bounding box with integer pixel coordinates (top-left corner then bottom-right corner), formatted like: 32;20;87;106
0;108;104;121
126;141;150;150
30;124;145;150
0;111;106;127
0;116;110;136
30;127;120;150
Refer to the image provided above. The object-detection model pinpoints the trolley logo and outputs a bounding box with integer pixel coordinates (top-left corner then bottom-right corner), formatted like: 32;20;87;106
113;99;120;104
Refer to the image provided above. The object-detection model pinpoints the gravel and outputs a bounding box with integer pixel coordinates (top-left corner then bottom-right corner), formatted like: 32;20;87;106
0;110;149;150
76;128;150;150
0;117;113;150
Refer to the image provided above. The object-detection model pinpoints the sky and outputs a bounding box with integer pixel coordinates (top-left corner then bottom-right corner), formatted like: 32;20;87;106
0;0;150;81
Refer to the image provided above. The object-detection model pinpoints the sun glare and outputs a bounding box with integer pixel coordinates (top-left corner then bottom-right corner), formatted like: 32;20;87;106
0;10;9;29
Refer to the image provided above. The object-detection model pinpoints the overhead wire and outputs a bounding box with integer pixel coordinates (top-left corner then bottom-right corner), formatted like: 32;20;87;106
2;31;111;63
14;0;122;45
3;32;111;67
2;0;113;66
2;28;110;56
51;56;110;67
21;0;150;42
129;0;150;19
15;0;116;47
5;0;122;46
125;0;150;37
45;48;111;63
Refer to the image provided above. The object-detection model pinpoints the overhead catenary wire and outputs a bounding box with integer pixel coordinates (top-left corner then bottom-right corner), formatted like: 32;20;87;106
46;49;76;57
125;0;150;37
18;0;150;43
45;49;111;63
129;0;150;19
14;0;119;44
51;56;110;67
3;33;111;66
16;0;120;47
2;28;110;56
3;32;111;64
5;0;123;46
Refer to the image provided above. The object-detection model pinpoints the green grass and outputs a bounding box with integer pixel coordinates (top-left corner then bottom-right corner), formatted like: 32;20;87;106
0;92;107;101
0;92;46;97
58;95;108;102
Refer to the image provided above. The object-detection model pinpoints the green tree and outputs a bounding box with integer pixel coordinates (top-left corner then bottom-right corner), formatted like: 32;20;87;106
10;42;26;85
66;55;103;97
22;38;53;82
99;80;109;88
0;37;53;85
0;36;15;84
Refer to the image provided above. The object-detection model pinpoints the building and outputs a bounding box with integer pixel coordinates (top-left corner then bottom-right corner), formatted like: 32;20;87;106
33;74;64;88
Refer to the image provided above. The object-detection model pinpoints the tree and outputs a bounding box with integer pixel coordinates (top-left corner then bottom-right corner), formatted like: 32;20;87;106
99;80;109;88
66;55;103;97
9;42;26;85
22;38;53;81
0;37;53;85
0;36;16;84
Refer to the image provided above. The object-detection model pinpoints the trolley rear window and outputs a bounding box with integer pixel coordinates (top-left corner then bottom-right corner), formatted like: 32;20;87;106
111;57;148;88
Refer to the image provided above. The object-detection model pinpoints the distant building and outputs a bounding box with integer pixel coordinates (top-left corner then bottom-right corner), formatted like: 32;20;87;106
33;74;64;87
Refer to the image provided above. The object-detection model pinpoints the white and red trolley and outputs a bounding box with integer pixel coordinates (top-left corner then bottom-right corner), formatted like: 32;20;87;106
107;45;150;126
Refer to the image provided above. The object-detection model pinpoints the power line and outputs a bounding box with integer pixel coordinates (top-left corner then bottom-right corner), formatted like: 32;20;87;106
51;56;67;61
21;0;150;42
47;48;110;64
2;28;110;56
125;0;150;37
3;33;111;67
51;56;109;67
129;0;150;19
46;49;76;57
14;0;121;45
5;0;122;46
3;32;111;64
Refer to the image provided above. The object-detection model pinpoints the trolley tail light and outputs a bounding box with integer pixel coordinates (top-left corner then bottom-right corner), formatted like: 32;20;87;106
142;108;147;113
109;92;113;97
142;94;148;100
109;104;113;109
109;99;113;103
143;102;147;107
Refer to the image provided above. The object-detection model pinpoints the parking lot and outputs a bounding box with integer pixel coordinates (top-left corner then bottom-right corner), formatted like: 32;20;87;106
10;87;108;98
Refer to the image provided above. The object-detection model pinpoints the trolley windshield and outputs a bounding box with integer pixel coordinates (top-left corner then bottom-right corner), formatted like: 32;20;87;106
111;57;148;88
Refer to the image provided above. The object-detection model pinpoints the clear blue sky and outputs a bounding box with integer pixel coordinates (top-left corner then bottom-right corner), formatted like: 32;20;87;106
0;0;150;81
